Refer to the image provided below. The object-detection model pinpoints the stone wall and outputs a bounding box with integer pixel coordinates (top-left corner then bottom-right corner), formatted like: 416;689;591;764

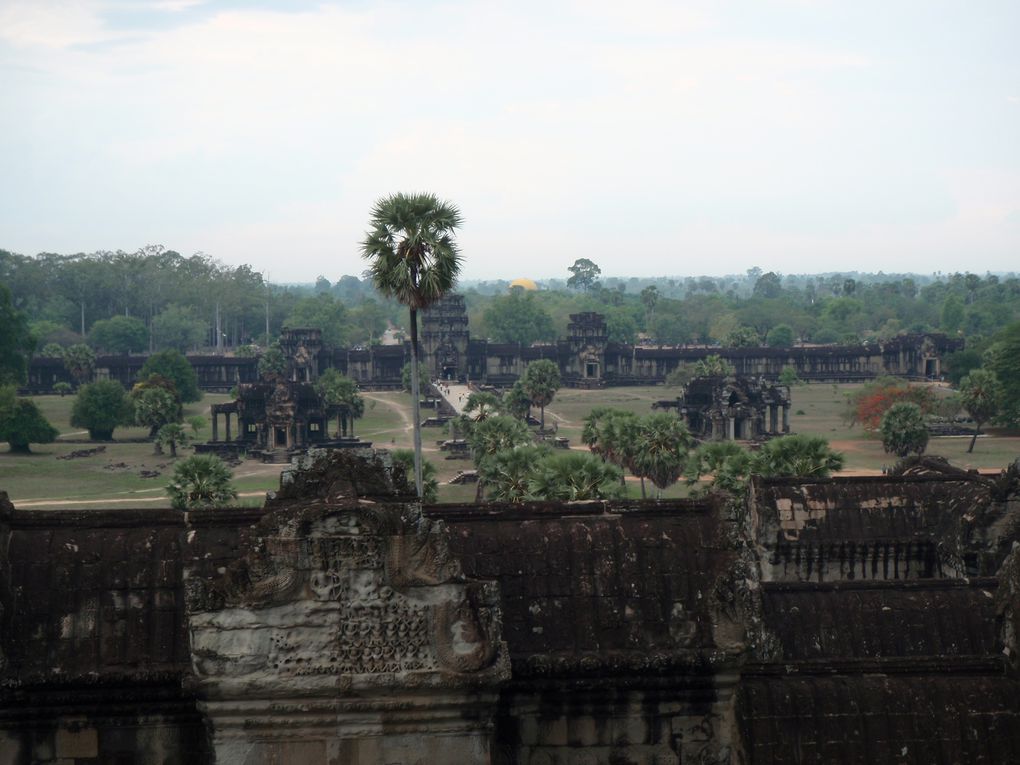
2;454;1020;763
429;498;744;764
0;496;211;764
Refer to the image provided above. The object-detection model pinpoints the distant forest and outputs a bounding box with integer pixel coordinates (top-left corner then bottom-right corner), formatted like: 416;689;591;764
2;247;1018;380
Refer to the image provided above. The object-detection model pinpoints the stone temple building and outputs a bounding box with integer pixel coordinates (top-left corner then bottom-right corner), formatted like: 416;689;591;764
2;451;1020;763
655;377;793;441
23;295;961;394
201;328;369;461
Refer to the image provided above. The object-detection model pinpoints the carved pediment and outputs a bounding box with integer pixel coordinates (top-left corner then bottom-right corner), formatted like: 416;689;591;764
185;451;508;697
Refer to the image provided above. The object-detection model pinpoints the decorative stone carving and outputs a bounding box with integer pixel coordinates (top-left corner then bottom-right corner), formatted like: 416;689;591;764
184;449;508;761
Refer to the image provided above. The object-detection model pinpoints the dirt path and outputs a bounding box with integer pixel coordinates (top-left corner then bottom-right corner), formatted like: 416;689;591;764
363;393;414;433
15;490;269;508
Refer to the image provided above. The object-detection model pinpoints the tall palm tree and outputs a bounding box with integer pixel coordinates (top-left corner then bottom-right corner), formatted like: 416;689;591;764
582;408;639;490
362;192;463;498
631;413;695;498
521;359;561;431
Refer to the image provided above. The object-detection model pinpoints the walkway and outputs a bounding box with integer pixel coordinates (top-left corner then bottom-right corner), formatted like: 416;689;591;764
434;382;473;415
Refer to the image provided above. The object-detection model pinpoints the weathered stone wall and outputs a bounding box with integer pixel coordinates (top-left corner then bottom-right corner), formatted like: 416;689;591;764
739;464;1020;764
428;499;745;764
0;495;210;764
3;455;1020;764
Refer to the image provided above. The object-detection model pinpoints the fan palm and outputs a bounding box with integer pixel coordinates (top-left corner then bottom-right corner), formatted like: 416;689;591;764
521;359;561;431
631;413;695;498
528;452;624;501
362;192;463;498
478;444;548;503
468;415;532;502
166;454;238;510
750;434;844;478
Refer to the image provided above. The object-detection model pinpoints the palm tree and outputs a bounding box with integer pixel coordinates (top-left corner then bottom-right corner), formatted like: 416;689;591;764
156;423;190;457
631;413;695;498
391;449;439;503
478;444;547;503
316;369;364;437
959;369;1004;453
468;415;531;502
750;434;844;478
521;359;560;432
362;192;463;498
685;441;751;496
878;403;928;459
528;452;624;501
166;454;238;510
463;391;502;422
582;408;639;490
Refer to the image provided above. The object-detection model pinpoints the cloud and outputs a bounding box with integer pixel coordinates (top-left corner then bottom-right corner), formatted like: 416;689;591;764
0;1;1017;279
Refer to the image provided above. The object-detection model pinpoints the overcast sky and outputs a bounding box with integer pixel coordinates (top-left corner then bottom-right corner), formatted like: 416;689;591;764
1;0;1018;282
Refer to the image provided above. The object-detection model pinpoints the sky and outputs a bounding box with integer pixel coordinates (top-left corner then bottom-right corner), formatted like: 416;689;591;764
1;0;1018;282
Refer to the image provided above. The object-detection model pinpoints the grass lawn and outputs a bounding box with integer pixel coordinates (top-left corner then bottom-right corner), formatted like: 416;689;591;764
4;383;1017;509
786;383;1020;474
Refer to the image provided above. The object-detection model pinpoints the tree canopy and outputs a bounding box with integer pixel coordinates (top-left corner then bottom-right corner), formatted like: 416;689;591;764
0;282;35;386
140;350;201;403
482;290;555;344
284;293;351;348
566;258;601;292
879;403;929;459
983;322;1020;426
89;315;148;354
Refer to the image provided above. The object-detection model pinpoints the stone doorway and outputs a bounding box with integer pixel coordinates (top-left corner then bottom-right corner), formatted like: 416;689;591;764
274;427;287;448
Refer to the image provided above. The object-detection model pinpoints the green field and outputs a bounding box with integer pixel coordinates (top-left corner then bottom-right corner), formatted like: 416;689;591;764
2;383;1018;509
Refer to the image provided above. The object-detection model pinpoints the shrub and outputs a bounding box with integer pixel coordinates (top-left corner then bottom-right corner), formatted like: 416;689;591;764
70;380;133;440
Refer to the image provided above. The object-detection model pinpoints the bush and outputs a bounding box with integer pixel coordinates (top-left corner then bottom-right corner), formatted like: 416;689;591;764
70;380;134;440
0;391;59;453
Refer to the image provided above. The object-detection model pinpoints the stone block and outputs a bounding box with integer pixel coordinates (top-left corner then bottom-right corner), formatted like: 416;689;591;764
55;725;98;759
539;718;568;746
568;716;598;746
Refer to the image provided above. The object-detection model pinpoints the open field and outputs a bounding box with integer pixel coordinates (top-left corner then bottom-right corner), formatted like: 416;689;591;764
2;383;1018;509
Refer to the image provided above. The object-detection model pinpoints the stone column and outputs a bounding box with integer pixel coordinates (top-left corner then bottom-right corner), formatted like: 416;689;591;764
224;413;231;443
782;405;790;433
211;412;219;442
727;417;735;441
769;405;779;434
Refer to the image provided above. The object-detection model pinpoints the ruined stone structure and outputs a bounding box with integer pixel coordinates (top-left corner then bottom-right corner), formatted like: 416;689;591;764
654;377;792;441
23;297;960;394
3;452;1020;763
199;329;370;462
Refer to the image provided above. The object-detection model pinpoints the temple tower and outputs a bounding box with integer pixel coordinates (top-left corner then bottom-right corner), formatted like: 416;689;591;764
421;293;470;381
